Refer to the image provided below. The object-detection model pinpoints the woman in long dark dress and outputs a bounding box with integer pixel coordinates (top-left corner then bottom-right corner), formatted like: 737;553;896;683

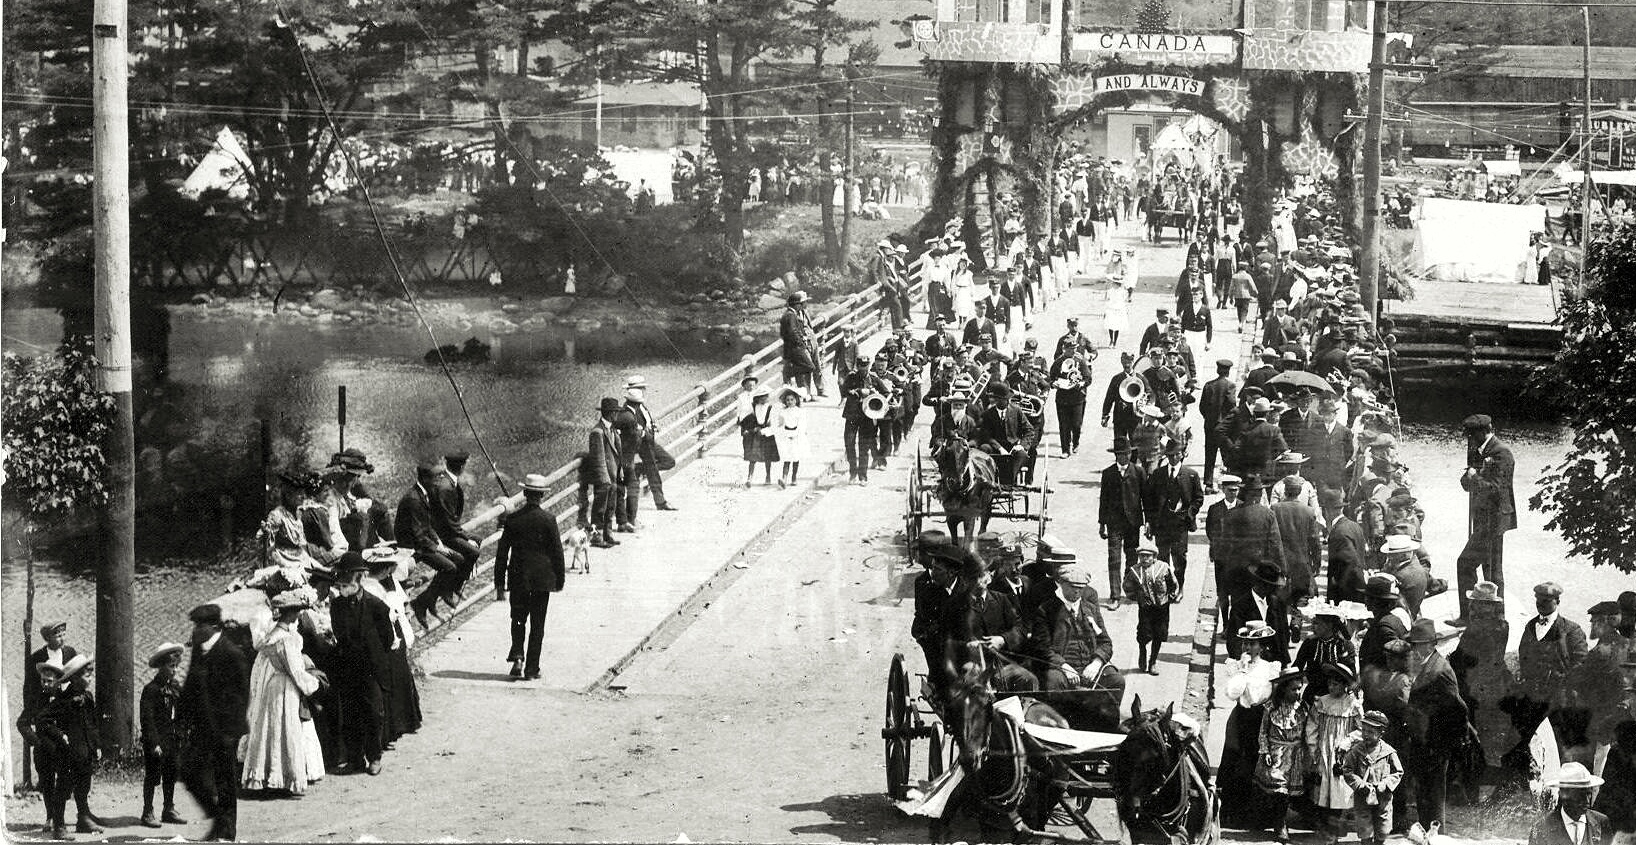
365;555;422;745
1220;622;1282;829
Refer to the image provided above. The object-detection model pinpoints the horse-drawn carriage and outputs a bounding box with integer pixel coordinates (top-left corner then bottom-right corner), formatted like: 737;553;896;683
904;441;1050;552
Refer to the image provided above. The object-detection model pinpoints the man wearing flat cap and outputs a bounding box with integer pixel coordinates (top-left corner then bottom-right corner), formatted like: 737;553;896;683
1518;581;1590;761
1562;601;1629;769
178;603;251;841
841;353;889;484
22;621;77;739
431;449;482;603
1458;413;1515;619
396;462;464;629
1199;358;1236;492
1025;564;1123;729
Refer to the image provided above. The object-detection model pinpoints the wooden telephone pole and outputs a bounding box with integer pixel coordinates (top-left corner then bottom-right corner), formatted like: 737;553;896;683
93;0;137;751
1359;0;1389;321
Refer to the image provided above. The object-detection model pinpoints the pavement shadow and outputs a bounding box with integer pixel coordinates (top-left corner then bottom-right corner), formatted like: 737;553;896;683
430;669;522;683
782;794;927;842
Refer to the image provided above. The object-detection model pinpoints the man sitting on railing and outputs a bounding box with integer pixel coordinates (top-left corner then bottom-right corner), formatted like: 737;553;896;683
396;463;465;630
430;449;482;605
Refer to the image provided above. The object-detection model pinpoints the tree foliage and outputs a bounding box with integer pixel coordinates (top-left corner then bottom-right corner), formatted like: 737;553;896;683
1134;0;1173;33
1530;222;1636;572
1;341;117;520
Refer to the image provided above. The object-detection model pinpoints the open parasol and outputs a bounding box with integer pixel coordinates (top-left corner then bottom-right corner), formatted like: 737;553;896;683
1267;370;1336;395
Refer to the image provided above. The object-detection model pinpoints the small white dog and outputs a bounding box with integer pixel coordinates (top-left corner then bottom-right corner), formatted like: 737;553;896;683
563;526;591;574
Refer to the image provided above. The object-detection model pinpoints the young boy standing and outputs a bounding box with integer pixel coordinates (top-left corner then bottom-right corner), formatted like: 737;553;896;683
1123;538;1179;675
33;655;102;836
140;642;188;828
1340;710;1403;845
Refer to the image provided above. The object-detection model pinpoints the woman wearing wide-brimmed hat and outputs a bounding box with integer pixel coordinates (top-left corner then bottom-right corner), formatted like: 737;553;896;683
240;587;327;795
1220;621;1283;828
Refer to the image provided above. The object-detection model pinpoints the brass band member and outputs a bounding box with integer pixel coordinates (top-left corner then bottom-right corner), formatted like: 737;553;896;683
1050;345;1093;456
840;353;888;485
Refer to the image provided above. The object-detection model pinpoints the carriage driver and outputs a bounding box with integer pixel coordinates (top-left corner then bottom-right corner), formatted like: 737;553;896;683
944;552;1039;695
977;383;1037;486
1025;563;1126;728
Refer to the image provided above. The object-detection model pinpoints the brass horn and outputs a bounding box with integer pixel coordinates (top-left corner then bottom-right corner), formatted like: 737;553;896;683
892;365;911;383
1015;393;1045;417
1118;374;1149;405
862;391;890;420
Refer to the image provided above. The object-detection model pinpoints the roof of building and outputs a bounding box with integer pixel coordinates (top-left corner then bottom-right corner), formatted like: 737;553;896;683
596;81;703;109
1447;45;1636;80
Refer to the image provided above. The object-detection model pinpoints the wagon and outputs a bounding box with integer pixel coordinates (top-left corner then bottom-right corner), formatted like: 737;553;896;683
904;445;1050;553
1146;206;1193;244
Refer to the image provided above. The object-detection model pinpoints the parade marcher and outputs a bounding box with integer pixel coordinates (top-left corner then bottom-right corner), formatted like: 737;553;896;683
963;300;999;348
430;449;481;603
1220;621;1282;828
1403;618;1470;833
1104;251;1134;348
1228;564;1293;665
773;388;808;487
841;353;887;485
778;291;822;399
980;278;1013;347
396;462;463;629
493;474;566;682
1341;711;1404;845
584;398;624;549
1528;763;1610;845
1272;475;1322;605
1124;538;1179;675
1457;414;1516;621
179;603;251;842
1143;439;1203;590
1255;666;1310;842
1098;437;1146;609
29;656;101;837
1132;404;1168;473
329;553;394;777
1307;663;1365;844
140;643;187;828
240;588;327;795
1200;359;1236;491
1026;563;1124;729
1049;345;1092;456
1101;352;1141;443
1324;492;1369;603
1138;308;1173;354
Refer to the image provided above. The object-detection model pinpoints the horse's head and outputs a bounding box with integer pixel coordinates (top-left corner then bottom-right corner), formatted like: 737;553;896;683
933;435;969;476
947;661;997;770
1115;695;1177;808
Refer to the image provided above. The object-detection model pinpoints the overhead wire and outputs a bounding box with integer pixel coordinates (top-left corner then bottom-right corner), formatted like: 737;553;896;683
268;0;513;497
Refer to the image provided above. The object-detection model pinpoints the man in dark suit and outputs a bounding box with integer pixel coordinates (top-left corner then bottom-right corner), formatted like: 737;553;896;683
1138;308;1173;354
1271;475;1322;604
619;374;676;526
912;533;962;700
1225;563;1291;664
330;553;395;776
1359;574;1412;672
1217;476;1284;611
1323;491;1369;603
1458;414;1516;620
494;474;566;681
1101;352;1141;443
396;463;462;629
1204;474;1242;605
943;554;1036;692
1529;763;1611;845
1235;398;1290;480
963;300;999;347
583;398;624;548
1049;347;1093;457
841;355;888;484
924;316;960;362
1240;350;1281;399
977;383;1036;486
1518;581;1590;755
1306;398;1354;522
1278;390;1320;457
1404;619;1471;833
1199;359;1236;490
1099;438;1146;609
430;449;481;602
178;603;249;841
1144;440;1204;590
1025;564;1124;729
980;278;1013;345
1139;346;1182;411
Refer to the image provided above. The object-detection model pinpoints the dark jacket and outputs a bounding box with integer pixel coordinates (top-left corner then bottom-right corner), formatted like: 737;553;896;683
1326;515;1369;602
1271;499;1322;597
1360;610;1411;671
1307;421;1355;488
1519;615;1589;707
330;590;395;680
1204;498;1238;560
33;688;100;769
22;644;78;721
1143;462;1204;535
429;471;475;542
1218;501;1285;581
779;306;818;372
1461;436;1518;535
913;573;955;649
1101;372;1140;430
140;675;183;754
1528;807;1610;845
584;419;622;487
840;369;889;421
1225;585;1291;663
495;502;566;594
179;637;251;740
1235;420;1289;480
619;401;660;465
1405;650;1470;751
944;588;1025;668
1200;376;1236;428
1026;591;1114;673
1099;462;1147;533
1241;365;1278;398
979;404;1036;455
394;484;444;553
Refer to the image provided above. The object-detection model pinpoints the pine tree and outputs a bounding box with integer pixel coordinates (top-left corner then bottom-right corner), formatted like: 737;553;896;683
1134;0;1172;32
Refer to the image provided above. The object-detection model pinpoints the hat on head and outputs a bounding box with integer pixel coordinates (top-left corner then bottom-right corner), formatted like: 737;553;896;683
58;655;94;684
1108;437;1133;454
1406;618;1439;645
987;382;1012;400
1276;451;1308;465
1136;537;1159;556
1366;573;1401;600
1544;761;1604;789
1465;580;1504;604
1361;710;1391;730
787;291;809;305
1273;664;1305;685
1056;564;1095;588
271;589;312;611
1250;397;1275;415
917;529;953;550
1535;581;1564;599
1169;712;1201;733
1383;638;1412;656
895;243;909;254
1323;663;1357;685
1065;316;1080;326
39;621;67;639
1250;563;1287;588
599;397;623;414
522;473;550;493
1380;534;1421;555
740;375;759;388
148;642;185;668
1589;600;1622;617
1140;404;1167;419
1260;350;1281;363
327;447;375;474
443;448;470;464
1238;621;1276;641
338;551;371;574
1164;439;1187;455
625;375;648;390
1216;358;1234;370
1386;492;1417;508
1370;433;1397;449
1218;474;1243;487
189;603;224;626
1461;414;1493;432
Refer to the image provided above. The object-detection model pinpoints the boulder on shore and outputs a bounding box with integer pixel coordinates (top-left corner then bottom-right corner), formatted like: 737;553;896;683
310;289;344;310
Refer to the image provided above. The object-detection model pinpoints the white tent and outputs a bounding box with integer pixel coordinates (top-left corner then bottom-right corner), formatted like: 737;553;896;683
600;148;677;205
1556;168;1636;186
181;127;254;201
1412;197;1547;284
1152;123;1196;169
1483;159;1521;177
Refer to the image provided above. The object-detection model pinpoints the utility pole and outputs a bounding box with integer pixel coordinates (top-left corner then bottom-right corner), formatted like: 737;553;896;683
1359;0;1389;322
93;0;137;752
840;61;857;262
1579;4;1593;296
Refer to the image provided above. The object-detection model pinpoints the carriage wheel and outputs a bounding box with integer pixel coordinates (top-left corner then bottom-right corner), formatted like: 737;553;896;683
885;653;914;801
906;467;922;552
1036;464;1051;535
928;720;948;780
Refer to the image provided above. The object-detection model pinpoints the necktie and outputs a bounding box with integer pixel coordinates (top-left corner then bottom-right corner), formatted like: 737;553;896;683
1568;820;1580;845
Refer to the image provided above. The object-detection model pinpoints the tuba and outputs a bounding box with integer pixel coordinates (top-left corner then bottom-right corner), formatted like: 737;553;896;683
1015;392;1045;417
862;391;891;420
1119;374;1149;405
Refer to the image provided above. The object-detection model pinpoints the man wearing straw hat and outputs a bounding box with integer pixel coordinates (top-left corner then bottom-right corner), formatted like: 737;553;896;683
1529;762;1610;845
619;374;677;524
494;473;566;681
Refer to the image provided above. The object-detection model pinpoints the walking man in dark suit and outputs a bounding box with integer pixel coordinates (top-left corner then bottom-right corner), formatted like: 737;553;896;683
1529;763;1610;845
494;473;566;681
396;463;462;629
1517;581;1589;758
584;398;624;548
330;552;395;776
1144;440;1204;590
1200;359;1236;491
1307;398;1354;522
1404;618;1471;832
1324;490;1369;603
1457;414;1516;620
1225;563;1292;664
177;603;249;842
430;449;481;602
1099;438;1146;609
1204;473;1242;606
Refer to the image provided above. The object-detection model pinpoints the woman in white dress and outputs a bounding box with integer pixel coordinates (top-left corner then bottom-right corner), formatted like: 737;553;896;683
1103;250;1135;348
1219;622;1283;829
950;254;976;324
773;388;808;488
241;588;326;794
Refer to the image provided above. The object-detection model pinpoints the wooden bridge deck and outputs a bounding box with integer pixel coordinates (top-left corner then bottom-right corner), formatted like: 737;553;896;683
1384;278;1560;329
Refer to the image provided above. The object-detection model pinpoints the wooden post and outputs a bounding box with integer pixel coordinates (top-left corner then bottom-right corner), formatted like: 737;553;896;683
1580;4;1594;297
338;385;348;453
695;384;710;459
1359;0;1389;322
92;0;137;753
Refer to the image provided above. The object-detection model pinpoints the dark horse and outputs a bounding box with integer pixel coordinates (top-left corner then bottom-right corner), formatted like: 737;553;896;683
1113;696;1218;845
931;436;996;546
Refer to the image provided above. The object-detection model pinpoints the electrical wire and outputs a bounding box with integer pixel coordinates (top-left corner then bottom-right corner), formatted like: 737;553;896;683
268;0;512;497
